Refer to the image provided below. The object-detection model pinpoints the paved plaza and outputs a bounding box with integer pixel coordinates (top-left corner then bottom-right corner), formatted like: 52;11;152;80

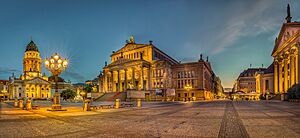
0;100;300;138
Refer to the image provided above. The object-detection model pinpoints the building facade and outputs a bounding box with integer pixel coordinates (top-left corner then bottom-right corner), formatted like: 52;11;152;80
0;80;9;100
8;40;74;100
171;57;218;100
272;4;300;94
255;63;274;95
233;68;266;93
99;36;223;100
8;40;52;99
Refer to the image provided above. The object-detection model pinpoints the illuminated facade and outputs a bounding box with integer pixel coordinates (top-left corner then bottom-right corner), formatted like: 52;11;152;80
272;4;300;94
99;36;222;100
8;40;52;99
101;37;177;93
233;68;266;93
255;64;274;95
0;80;9;100
171;56;220;100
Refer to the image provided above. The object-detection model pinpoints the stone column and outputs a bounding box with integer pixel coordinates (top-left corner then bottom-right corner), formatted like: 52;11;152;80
117;70;120;92
284;58;289;92
148;67;151;90
124;69;127;91
278;61;283;93
103;71;109;92
111;71;114;92
290;54;295;86
132;67;136;89
274;61;278;94
141;65;144;90
296;52;299;84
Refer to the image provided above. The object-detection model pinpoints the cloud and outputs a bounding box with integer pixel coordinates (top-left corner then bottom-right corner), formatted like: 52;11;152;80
0;67;21;76
211;0;282;54
62;71;86;83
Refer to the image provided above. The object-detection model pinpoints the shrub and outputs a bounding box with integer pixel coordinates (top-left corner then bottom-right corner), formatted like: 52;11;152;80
61;89;76;100
287;84;300;99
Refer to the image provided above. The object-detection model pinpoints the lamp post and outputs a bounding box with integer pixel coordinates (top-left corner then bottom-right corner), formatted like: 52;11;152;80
44;53;68;110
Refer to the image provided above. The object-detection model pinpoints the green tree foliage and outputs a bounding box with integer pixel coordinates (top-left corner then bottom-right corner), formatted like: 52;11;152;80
83;85;93;93
61;89;76;100
287;84;300;99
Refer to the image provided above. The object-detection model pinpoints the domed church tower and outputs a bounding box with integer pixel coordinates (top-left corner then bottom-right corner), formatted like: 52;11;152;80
23;40;42;79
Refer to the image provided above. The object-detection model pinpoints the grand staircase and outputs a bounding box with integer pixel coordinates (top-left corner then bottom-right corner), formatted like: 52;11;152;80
94;92;127;102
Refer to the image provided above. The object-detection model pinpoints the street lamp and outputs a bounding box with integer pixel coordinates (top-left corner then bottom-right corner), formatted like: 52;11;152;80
44;53;68;110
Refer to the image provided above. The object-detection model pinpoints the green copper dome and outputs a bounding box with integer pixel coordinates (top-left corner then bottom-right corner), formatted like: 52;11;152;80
25;40;39;52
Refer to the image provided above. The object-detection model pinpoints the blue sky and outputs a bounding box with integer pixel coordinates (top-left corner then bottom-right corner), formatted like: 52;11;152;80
0;0;299;88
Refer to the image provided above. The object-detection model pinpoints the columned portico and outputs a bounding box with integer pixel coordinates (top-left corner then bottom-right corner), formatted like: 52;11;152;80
102;58;152;93
274;49;299;94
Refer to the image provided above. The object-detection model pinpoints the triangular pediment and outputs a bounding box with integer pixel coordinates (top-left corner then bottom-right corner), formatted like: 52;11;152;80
24;77;51;84
272;22;300;56
112;43;150;56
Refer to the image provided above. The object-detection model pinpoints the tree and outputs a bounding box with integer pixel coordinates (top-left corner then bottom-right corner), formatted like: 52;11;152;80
83;85;93;93
287;84;300;99
61;89;76;100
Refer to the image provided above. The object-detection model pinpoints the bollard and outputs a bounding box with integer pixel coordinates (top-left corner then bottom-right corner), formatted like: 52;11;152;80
26;99;32;110
281;94;284;101
14;99;18;107
115;99;120;109
19;100;24;109
137;99;141;108
83;99;91;111
266;95;269;100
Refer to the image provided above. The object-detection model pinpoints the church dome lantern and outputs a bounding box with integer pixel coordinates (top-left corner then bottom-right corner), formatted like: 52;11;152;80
25;40;39;52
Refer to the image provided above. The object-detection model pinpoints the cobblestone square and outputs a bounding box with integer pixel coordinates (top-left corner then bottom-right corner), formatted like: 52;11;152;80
0;100;300;137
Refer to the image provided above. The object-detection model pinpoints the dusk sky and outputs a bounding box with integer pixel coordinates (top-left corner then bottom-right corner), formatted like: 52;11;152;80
0;0;299;88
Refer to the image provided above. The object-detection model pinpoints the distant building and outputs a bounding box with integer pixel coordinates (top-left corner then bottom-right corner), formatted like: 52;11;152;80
171;58;223;100
272;4;300;95
85;78;99;92
99;36;222;100
233;67;266;93
8;40;71;99
8;40;52;99
0;80;9;100
255;63;274;95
